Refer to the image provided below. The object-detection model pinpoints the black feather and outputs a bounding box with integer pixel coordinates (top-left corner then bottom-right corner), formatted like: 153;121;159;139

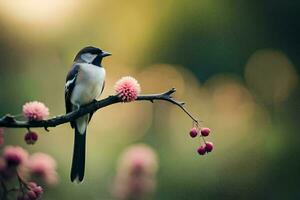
74;46;102;62
65;64;79;128
70;126;86;182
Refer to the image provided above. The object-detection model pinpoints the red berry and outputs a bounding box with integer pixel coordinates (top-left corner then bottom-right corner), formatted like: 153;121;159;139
205;142;214;152
201;127;210;137
24;131;38;145
189;127;198;138
197;146;206;155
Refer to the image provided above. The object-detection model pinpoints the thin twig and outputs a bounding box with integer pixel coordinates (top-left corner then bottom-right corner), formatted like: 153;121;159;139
0;88;198;129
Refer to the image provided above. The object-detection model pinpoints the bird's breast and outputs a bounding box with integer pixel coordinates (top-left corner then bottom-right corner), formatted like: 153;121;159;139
71;64;105;105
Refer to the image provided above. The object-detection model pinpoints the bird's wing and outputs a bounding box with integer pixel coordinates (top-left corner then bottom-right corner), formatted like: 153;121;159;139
65;64;80;128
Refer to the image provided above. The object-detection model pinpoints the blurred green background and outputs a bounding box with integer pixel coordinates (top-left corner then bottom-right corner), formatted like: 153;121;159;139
1;0;300;199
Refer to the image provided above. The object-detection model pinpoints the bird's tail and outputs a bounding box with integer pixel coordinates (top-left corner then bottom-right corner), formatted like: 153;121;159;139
71;115;88;182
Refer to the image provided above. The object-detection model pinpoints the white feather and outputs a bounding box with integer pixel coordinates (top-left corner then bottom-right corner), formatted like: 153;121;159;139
71;63;105;105
65;77;76;90
81;53;97;63
76;115;89;134
70;63;105;134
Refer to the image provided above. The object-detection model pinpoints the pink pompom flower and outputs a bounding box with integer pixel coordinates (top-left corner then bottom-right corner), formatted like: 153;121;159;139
114;76;141;102
23;101;49;121
27;153;58;186
24;131;39;145
3;146;28;167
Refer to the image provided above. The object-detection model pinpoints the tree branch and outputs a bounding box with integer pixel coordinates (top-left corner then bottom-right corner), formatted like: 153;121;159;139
0;88;198;129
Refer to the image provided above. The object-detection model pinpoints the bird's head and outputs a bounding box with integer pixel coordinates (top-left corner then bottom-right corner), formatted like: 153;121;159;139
74;46;111;66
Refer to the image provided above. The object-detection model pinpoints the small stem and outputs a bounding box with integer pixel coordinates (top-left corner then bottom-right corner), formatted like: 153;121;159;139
17;172;29;193
200;135;206;144
177;105;198;123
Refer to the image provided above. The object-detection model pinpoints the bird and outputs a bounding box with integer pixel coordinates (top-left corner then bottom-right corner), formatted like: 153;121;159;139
65;46;111;182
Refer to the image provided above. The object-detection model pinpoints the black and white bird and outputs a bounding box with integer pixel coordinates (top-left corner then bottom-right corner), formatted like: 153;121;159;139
65;46;111;182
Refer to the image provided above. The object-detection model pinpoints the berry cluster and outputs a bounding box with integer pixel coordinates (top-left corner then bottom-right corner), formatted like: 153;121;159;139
189;126;213;155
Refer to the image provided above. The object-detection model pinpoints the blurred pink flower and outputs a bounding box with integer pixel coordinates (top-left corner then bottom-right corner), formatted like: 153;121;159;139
114;76;141;102
27;153;58;186
112;144;158;200
23;101;49;121
3;146;28;167
24;131;39;145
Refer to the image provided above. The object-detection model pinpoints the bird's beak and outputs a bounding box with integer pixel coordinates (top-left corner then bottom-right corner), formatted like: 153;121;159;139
101;51;112;57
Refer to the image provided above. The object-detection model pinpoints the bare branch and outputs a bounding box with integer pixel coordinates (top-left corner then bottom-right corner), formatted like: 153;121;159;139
0;88;198;129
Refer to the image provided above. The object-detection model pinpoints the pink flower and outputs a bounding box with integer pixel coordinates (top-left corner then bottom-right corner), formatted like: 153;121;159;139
23;101;49;121
3;146;28;167
112;144;158;200
27;153;58;186
24;131;39;145
114;76;141;102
